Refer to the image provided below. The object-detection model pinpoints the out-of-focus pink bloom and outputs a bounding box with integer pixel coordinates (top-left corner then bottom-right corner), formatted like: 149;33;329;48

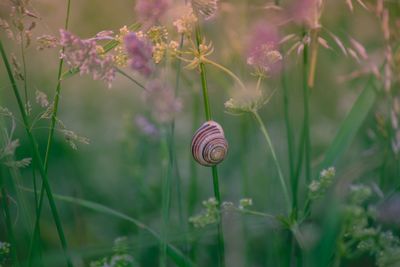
135;0;170;24
135;115;160;138
289;0;314;22
125;32;154;77
287;0;322;29
59;29;115;88
143;80;182;124
246;22;282;76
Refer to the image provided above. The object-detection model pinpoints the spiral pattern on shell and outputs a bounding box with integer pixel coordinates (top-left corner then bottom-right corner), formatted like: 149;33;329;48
191;120;228;167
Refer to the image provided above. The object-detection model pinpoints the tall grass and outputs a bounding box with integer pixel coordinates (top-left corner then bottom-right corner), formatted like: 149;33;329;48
0;39;73;267
1;1;400;267
28;1;73;266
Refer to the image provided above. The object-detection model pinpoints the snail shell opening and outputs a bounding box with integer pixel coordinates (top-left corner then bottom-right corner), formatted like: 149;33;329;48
191;120;228;167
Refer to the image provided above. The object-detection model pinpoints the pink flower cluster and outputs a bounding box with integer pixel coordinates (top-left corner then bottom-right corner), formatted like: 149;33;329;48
135;115;159;138
59;29;115;88
135;0;170;24
124;32;154;77
246;22;281;75
143;80;182;124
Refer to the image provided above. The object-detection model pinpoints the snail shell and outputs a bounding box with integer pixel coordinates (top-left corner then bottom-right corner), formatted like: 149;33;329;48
191;120;228;167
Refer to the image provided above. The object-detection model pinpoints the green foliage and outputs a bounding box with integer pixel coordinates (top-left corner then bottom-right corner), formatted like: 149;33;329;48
90;237;137;267
238;198;253;210
339;185;400;267
189;197;219;228
0;241;10;266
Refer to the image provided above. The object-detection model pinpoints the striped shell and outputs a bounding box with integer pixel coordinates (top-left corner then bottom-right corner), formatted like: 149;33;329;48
191;0;218;20
191;120;228;167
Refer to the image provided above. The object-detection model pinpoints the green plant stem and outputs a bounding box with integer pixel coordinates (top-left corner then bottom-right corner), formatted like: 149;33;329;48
195;25;225;267
115;67;146;90
302;34;312;183
202;58;246;90
171;31;190;266
172;35;184;215
28;1;73;266
198;62;212;120
188;94;200;262
281;63;296;209
239;116;251;264
45;0;71;170
252;111;291;213
237;208;275;219
20;32;28;107
0;38;73;267
161;133;172;267
189;95;200;215
308;28;319;88
31;157;44;267
0;168;20;267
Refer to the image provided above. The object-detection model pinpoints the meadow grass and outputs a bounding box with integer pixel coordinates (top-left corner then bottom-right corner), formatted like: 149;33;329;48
1;1;400;267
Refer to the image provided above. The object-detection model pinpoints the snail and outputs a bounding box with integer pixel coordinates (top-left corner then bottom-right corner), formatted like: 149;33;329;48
191;120;228;167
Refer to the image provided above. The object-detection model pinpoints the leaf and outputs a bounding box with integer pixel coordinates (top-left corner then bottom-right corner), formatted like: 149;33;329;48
318;37;331;50
345;0;354;12
311;201;342;266
356;0;369;11
297;43;305;55
319;74;377;170
279;34;297;45
348;48;360;63
286;41;301;56
21;188;194;267
327;31;348;56
350;37;368;60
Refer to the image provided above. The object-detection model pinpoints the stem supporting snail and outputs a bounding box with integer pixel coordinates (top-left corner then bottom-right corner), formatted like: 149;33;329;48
195;24;226;267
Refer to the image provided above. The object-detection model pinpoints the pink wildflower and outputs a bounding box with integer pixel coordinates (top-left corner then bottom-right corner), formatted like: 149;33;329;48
143;80;182;124
135;0;170;24
246;22;282;75
125;32;154;77
59;29;115;88
135;115;160;138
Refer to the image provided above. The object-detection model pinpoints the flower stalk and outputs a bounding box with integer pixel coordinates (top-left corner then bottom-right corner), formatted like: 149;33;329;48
195;25;225;267
252;111;291;213
308;28;320;88
302;29;312;183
